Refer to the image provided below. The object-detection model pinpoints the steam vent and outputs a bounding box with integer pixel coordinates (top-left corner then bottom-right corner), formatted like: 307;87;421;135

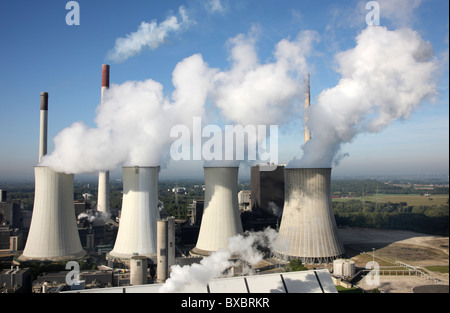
273;168;344;263
109;166;160;260
19;166;86;262
191;167;243;256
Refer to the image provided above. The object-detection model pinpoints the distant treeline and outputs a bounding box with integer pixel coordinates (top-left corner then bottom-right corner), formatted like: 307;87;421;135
333;199;449;236
331;179;449;196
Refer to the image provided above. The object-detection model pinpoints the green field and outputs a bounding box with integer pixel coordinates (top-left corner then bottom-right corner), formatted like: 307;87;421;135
333;194;449;207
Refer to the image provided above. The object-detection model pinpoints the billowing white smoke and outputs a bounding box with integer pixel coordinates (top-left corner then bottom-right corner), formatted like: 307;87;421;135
40;28;316;174
289;26;438;168
159;227;277;293
40;53;215;174
212;27;317;126
107;6;192;63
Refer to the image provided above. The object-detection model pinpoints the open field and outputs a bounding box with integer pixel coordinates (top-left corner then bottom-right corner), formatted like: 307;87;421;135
333;194;449;206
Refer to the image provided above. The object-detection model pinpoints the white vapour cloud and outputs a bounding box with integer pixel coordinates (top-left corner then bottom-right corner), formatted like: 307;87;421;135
289;26;438;169
40;53;215;174
107;6;192;63
206;0;224;13
159;228;277;293
211;28;319;126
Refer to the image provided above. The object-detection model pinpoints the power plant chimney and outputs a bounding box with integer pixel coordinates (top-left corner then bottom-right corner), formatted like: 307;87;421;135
304;74;311;144
97;64;111;216
191;167;243;256
19;166;86;261
39;92;48;163
273;168;344;263
109;166;160;260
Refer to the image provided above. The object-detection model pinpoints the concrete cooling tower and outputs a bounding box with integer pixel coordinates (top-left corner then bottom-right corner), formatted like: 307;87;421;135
273;168;344;264
109;166;160;260
19;166;86;262
191;167;243;256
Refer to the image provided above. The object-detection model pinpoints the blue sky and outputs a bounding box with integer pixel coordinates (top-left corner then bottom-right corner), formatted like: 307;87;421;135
0;0;448;181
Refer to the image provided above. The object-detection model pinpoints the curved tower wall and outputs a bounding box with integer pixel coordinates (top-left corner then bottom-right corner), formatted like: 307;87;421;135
109;166;160;259
274;168;344;263
192;167;243;256
20;166;85;261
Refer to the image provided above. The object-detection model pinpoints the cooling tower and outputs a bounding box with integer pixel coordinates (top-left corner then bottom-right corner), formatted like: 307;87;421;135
97;64;111;215
191;167;243;256
273;168;344;264
39;92;48;163
109;166;160;260
19;166;86;262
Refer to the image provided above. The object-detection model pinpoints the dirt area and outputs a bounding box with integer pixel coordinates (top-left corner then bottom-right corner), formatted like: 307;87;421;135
338;228;449;293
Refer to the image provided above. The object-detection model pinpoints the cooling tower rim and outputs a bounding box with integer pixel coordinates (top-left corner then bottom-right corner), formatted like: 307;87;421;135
284;167;332;170
203;166;239;169
122;165;160;169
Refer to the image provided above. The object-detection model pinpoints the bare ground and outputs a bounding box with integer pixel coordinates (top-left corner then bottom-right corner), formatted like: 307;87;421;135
338;228;449;292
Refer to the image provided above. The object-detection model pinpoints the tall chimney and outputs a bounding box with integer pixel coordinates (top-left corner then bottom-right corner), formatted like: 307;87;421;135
39;92;48;163
98;64;111;216
304;74;311;144
191;167;243;256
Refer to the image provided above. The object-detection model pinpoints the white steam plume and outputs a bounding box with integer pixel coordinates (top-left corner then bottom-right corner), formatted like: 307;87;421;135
289;26;438;169
212;27;318;126
107;6;192;63
40;54;215;174
159;227;277;293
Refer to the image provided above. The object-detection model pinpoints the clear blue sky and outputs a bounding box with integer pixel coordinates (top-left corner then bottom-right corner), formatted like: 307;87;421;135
0;0;448;181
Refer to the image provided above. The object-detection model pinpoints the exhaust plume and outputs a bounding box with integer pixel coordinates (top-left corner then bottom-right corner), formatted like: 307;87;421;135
159;227;277;293
289;26;438;168
107;6;192;63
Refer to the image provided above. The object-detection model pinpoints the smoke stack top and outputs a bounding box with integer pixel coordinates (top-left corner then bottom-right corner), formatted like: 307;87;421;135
102;64;110;88
40;92;48;111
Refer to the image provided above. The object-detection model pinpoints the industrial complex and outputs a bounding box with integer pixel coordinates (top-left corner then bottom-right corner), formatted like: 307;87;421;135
0;64;447;295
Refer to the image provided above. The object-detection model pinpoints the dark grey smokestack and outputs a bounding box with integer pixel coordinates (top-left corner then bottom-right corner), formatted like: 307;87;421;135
39;92;48;162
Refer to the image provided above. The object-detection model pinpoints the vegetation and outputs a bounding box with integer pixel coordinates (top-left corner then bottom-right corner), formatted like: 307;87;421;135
284;259;308;272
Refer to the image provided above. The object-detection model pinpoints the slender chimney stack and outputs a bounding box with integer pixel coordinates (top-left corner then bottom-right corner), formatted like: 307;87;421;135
39;92;48;163
304;74;311;144
98;64;111;216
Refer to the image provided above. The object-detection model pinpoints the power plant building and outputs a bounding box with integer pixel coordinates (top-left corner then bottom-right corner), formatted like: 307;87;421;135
250;164;285;216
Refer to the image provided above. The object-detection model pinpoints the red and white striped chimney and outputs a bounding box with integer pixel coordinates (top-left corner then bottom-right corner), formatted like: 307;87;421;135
98;65;111;216
39;92;48;163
